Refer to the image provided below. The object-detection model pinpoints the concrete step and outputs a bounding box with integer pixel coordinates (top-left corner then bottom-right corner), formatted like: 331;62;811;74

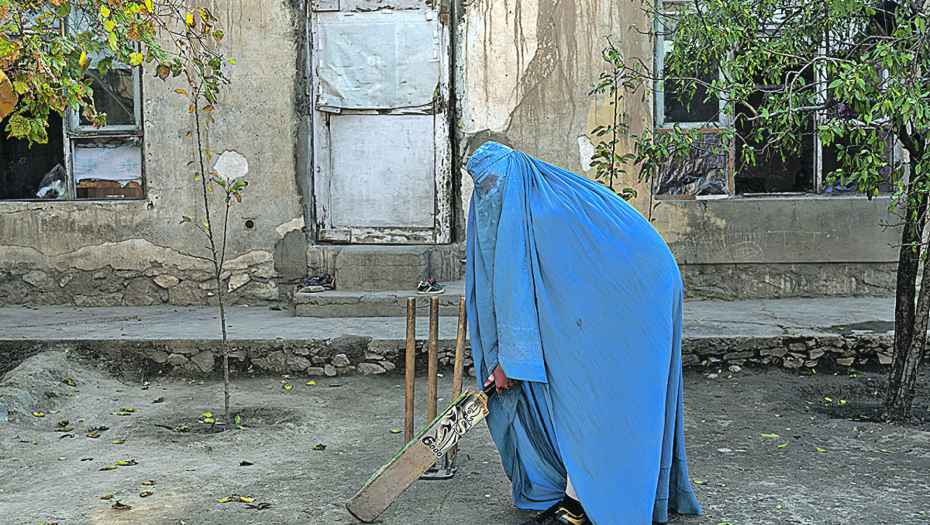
294;281;466;317
308;245;465;292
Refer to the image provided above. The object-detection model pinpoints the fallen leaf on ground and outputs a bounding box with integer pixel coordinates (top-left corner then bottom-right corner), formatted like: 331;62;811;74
246;502;273;510
113;440;125;444
57;419;69;427
62;378;76;387
111;501;132;510
57;427;74;432
49;410;59;414
140;491;153;497
100;494;114;500
329;384;341;387
152;397;165;404
312;443;326;451
778;441;789;448
58;457;66;461
32;412;45;417
760;433;779;438
120;408;136;412
142;480;156;485
59;433;74;439
91;426;109;432
389;429;401;434
111;411;132;416
218;494;256;503
100;465;117;471
240;461;254;466
156;424;174;430
115;460;138;466
816;447;826;452
81;457;93;461
306;381;316;386
282;381;293;390
87;432;100;439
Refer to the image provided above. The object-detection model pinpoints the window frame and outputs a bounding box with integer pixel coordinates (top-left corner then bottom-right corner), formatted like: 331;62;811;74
653;1;899;199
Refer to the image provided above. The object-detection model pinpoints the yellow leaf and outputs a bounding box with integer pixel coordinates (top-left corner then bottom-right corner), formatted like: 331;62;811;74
140;491;153;497
145;0;153;12
100;6;111;18
189;105;195;114
239;496;256;502
101;494;114;500
113;440;125;444
79;51;87;68
207;186;214;193
142;480;156;485
100;465;117;471
306;381;316;386
32;412;45;417
186;13;195;27
129;53;144;66
203;105;214;112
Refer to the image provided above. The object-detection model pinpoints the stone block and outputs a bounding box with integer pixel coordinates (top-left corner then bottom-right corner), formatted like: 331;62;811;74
150;350;169;364
783;357;803;369
804;360;818;368
332;354;350;367
878;354;893;365
836;357;855;366
307;367;325;376
788;343;806;352
190;351;215;373
312;356;326;364
724;351;755;361
809;349;825;360
166;353;188;366
358;363;386;375
154;275;180;288
324;364;336;377
759;348;787;357
681;354;700;366
380;361;396;371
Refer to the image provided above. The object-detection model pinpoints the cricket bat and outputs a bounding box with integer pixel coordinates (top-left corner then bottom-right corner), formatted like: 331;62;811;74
346;383;495;522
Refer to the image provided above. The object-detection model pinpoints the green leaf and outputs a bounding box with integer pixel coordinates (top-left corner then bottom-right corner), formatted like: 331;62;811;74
760;433;779;438
129;53;144;66
227;58;237;65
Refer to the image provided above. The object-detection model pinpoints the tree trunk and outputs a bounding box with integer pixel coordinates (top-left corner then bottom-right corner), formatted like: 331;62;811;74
884;249;930;421
884;152;928;421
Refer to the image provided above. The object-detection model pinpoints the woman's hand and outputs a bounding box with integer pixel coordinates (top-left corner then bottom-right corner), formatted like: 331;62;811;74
484;363;518;395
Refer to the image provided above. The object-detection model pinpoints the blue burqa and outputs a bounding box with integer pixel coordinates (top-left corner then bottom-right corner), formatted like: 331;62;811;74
465;142;702;524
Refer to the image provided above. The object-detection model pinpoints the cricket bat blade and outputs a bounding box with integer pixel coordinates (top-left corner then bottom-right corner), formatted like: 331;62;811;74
346;384;494;522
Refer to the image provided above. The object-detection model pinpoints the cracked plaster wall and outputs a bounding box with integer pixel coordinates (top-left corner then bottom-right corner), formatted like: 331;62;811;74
0;0;307;306
455;1;899;299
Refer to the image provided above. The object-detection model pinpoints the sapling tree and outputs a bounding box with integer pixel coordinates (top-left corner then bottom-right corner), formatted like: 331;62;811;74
1;0;242;427
613;0;929;422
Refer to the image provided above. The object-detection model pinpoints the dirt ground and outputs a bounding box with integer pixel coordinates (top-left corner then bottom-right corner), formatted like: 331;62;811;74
1;351;929;525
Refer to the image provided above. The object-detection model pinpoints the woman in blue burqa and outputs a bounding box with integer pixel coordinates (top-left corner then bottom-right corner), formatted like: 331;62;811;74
465;142;702;525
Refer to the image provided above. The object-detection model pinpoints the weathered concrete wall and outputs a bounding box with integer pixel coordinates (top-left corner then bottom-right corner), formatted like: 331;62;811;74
453;2;899;300
0;1;308;306
455;0;652;228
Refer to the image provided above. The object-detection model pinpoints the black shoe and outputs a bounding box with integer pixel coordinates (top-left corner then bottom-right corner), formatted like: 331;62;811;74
519;501;590;525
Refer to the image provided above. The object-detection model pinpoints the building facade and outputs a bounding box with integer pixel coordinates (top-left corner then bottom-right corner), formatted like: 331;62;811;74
0;0;898;306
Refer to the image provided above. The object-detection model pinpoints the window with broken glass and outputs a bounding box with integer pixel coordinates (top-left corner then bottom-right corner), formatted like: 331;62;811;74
654;0;897;198
0;9;143;201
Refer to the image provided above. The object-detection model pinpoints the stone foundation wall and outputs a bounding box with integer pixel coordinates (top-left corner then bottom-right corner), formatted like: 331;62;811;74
2;334;922;380
0;245;289;307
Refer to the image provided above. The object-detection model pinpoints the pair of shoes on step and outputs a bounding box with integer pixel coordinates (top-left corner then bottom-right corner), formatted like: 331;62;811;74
416;279;445;295
520;499;590;525
296;274;334;294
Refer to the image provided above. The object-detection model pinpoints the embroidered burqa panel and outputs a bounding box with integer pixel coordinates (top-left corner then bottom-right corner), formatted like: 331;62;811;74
465;142;702;524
